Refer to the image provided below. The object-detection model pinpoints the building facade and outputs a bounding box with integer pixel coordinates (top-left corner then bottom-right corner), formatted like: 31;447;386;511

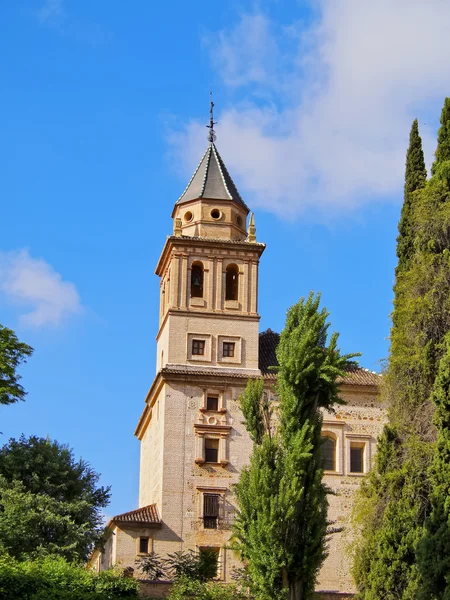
90;137;385;597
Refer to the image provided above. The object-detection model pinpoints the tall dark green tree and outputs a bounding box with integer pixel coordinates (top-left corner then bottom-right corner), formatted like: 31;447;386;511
233;293;358;600
0;435;110;562
396;119;427;275
0;324;33;405
353;99;450;599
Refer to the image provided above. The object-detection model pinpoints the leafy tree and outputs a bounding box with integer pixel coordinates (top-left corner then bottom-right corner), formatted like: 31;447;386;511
0;324;33;405
353;100;450;598
0;436;110;562
233;293;358;600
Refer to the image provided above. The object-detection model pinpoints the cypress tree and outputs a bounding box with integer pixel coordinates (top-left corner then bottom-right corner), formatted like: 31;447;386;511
353;98;450;599
432;97;450;175
233;293;358;600
396;119;427;275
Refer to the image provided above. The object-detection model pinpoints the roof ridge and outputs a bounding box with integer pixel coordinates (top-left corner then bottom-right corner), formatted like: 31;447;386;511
200;144;212;197
212;143;248;209
211;143;232;201
177;145;211;203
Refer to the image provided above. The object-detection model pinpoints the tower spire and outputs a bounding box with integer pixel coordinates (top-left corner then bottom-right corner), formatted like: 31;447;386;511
206;91;217;143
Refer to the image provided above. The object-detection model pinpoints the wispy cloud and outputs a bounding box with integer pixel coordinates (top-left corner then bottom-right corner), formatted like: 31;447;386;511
171;0;450;219
0;250;82;328
38;0;65;27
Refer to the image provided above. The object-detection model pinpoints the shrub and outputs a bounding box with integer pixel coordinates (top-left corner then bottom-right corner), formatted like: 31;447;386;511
0;555;138;600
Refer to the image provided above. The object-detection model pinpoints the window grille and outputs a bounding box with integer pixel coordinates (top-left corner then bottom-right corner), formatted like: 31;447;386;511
223;342;235;358
203;494;219;529
192;339;205;355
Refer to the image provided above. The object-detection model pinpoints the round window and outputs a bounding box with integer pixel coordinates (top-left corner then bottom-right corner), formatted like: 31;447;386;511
184;211;193;222
236;215;243;227
210;209;221;220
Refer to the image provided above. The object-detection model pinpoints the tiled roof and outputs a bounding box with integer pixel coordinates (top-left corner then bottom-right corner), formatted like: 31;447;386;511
161;366;257;379
176;143;249;211
112;504;160;525
258;329;380;387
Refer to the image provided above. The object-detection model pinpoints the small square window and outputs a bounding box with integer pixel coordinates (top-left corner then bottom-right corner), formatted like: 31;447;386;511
206;396;219;411
350;444;364;473
205;438;219;463
192;340;205;356
139;537;149;554
223;342;235;358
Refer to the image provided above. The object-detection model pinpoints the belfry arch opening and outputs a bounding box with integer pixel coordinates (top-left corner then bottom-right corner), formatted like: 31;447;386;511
191;262;204;298
225;264;239;301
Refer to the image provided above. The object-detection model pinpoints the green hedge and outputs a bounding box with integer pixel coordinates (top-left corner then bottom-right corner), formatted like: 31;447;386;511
0;556;138;600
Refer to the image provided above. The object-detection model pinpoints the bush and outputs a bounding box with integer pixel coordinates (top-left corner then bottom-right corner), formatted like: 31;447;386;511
0;555;138;600
167;576;250;600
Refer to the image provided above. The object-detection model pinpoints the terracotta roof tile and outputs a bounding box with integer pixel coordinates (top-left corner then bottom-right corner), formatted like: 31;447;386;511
112;504;160;525
258;329;380;387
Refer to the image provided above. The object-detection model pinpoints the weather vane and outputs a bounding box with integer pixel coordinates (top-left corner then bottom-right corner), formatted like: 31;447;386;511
206;90;217;143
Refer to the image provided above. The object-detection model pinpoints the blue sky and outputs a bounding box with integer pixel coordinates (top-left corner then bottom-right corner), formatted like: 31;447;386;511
1;0;449;518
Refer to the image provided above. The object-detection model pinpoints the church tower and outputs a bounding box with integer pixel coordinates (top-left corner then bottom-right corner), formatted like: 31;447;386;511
134;108;265;576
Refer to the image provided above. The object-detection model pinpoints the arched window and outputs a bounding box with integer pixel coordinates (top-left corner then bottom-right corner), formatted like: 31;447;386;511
191;262;204;298
322;435;336;471
225;264;239;301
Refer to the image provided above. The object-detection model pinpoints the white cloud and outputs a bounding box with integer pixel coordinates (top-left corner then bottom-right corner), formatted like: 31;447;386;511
172;1;450;219
0;250;82;328
38;0;65;26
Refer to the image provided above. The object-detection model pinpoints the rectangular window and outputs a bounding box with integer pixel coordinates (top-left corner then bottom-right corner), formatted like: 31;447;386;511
206;395;219;411
205;438;219;463
322;436;336;472
223;342;235;358
199;547;220;579
350;444;364;473
203;494;220;529
192;339;205;356
139;537;149;554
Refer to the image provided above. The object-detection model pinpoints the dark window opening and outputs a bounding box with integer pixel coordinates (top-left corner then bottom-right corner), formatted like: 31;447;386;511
192;340;205;356
322;436;336;471
223;342;235;358
206;396;219;411
199;547;219;579
225;264;239;301
350;445;364;473
211;209;221;220
203;494;220;529
205;438;219;463
191;263;204;298
139;537;149;554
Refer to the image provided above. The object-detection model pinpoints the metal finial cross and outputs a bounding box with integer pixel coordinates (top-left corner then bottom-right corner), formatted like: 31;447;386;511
206;91;217;143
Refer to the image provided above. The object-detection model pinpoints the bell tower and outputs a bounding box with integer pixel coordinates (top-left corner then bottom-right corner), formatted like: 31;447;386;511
155;107;265;376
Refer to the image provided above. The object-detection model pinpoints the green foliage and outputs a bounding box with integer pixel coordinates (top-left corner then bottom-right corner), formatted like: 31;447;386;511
234;293;358;600
137;548;219;583
417;334;450;599
353;98;450;599
0;435;110;562
0;324;33;405
167;576;249;600
0;555;138;600
396;119;427;275
432;97;450;175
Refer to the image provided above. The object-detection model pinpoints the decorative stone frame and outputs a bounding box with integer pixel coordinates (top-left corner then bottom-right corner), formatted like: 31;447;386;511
199;388;226;414
187;333;212;362
188;257;209;309
194;423;231;465
217;335;241;365
322;420;345;475
196;485;227;530
345;433;372;476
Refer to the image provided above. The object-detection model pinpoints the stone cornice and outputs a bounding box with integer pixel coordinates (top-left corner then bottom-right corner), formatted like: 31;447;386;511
155;236;265;276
